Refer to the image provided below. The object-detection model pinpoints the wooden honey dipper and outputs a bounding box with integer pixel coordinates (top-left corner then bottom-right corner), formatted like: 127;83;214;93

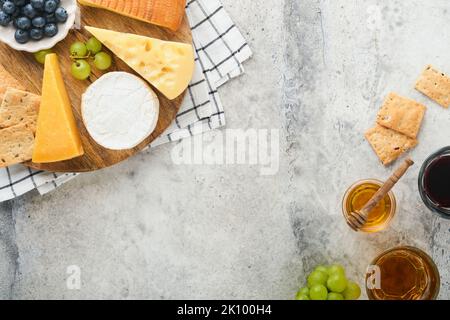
347;158;414;231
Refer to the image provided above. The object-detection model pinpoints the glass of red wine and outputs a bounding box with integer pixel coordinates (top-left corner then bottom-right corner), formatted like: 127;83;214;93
419;147;450;219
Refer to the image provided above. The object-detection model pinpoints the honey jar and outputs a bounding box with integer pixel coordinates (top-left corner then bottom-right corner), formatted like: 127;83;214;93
366;246;440;300
342;179;396;233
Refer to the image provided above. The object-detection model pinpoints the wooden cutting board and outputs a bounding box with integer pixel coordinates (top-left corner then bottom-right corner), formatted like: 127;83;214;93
0;6;191;172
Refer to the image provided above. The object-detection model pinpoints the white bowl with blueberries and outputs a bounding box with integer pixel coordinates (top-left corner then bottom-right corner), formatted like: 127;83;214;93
0;0;76;52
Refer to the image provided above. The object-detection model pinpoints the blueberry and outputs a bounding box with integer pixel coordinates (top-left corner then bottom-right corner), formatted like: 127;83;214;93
54;6;67;23
14;28;29;43
45;13;55;23
44;22;57;37
0;10;11;26
2;1;15;15
11;6;20;17
16;16;30;29
30;0;44;10
22;3;37;19
44;0;57;13
30;27;43;40
13;0;26;6
32;16;45;27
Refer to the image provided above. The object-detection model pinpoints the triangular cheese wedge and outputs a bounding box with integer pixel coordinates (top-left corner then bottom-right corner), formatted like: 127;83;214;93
85;26;195;100
78;0;186;31
32;54;84;163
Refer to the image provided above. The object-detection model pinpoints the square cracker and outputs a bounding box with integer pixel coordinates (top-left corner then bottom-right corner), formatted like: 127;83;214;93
0;88;40;132
376;92;426;139
0;124;35;168
0;64;24;103
365;124;418;166
415;65;450;108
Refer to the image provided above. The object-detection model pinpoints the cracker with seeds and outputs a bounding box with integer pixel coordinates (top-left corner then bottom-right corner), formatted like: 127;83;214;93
0;124;35;168
365;124;418;166
0;64;24;103
376;92;426;139
0;88;40;132
415;65;450;108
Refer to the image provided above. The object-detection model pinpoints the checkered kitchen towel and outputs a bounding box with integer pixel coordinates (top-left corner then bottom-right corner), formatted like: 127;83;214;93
0;0;252;201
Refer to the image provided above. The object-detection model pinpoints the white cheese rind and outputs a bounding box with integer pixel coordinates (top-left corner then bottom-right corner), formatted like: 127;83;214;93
81;72;160;150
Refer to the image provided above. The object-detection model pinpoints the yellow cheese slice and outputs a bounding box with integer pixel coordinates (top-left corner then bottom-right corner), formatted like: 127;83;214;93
85;26;195;100
32;54;84;163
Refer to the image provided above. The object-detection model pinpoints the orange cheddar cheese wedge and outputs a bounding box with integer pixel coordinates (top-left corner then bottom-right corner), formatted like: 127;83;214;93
77;0;187;31
32;54;84;163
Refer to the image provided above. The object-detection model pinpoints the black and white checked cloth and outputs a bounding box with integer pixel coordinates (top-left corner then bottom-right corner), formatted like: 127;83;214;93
0;0;252;202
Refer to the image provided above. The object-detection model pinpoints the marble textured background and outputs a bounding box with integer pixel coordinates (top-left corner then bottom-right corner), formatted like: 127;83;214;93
0;0;449;299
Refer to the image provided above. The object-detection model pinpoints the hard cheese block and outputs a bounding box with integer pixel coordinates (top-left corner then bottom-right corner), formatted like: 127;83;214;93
85;26;195;100
78;0;186;31
32;54;84;163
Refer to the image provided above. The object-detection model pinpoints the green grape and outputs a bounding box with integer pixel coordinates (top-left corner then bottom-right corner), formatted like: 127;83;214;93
298;287;309;296
34;49;53;64
327;292;344;300
295;294;310;301
343;281;361;300
86;37;102;54
309;284;328;300
70;41;88;57
71;60;91;80
94;52;112;70
307;270;328;287
327;264;346;276
327;273;348;293
314;265;329;274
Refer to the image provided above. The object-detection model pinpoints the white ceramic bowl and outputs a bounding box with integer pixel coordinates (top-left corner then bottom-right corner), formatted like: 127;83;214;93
0;0;77;53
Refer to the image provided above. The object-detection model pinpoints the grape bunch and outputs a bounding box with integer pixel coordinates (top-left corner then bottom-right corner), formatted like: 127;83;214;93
0;0;69;44
296;264;361;300
69;37;112;80
33;37;112;80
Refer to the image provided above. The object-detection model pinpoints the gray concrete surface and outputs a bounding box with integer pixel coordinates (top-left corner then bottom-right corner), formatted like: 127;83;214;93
0;0;449;299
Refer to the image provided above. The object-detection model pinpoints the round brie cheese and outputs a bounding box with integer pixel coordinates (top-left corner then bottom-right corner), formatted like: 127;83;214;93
82;72;160;150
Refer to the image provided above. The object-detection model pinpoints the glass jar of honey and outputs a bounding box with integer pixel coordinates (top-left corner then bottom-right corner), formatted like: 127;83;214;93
366;246;440;300
342;179;396;233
